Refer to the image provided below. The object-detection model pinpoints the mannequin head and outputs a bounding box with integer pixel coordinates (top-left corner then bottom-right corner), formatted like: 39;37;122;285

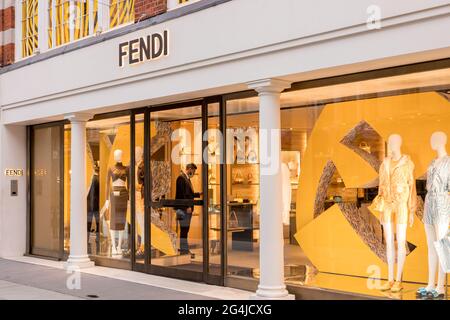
387;134;402;158
135;146;143;163
114;149;123;163
430;131;447;151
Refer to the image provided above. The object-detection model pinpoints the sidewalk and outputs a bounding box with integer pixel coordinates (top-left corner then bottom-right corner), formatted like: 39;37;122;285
0;257;252;300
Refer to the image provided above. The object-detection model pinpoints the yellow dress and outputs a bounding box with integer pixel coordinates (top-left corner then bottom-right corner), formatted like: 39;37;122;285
377;155;417;224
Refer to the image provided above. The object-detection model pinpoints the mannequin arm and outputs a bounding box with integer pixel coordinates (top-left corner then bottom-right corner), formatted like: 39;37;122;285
408;163;417;227
100;200;110;218
101;169;112;219
409;211;414;227
408;164;417;213
126;165;130;194
377;161;387;197
106;168;112;199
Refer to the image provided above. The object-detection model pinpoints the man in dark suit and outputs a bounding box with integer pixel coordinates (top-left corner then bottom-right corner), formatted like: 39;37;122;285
175;163;201;255
87;164;100;255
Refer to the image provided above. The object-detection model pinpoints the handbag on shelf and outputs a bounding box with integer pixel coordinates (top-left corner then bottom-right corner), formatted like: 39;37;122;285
359;141;371;154
208;172;216;184
229;210;239;228
233;170;244;184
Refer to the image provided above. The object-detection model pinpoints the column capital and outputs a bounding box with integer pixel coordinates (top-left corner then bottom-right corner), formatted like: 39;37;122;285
64;113;94;123
247;78;292;94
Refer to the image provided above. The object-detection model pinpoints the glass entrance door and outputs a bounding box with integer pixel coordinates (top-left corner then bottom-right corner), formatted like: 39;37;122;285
30;124;65;259
148;102;205;282
133;99;224;285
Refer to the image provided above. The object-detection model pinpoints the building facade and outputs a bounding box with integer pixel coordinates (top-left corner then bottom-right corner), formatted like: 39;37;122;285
0;0;449;300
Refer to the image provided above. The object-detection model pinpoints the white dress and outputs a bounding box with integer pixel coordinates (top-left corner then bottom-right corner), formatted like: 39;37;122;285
423;155;450;226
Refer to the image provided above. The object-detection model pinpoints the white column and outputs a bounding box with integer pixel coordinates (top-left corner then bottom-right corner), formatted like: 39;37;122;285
64;113;95;269
248;79;294;300
88;0;95;35
38;0;49;52
52;0;57;47
97;0;110;33
15;1;22;59
69;0;75;42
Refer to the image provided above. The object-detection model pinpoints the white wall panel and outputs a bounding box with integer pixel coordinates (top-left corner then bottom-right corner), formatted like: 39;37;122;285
0;0;449;124
0;124;27;257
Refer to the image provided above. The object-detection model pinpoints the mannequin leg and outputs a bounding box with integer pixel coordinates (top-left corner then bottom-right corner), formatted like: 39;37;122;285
395;223;407;282
118;230;124;253
383;221;395;283
424;224;438;291
110;230;117;255
136;192;145;248
136;212;145;245
435;222;448;294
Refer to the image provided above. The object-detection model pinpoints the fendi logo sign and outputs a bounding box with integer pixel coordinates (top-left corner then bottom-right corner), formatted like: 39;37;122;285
5;169;24;177
119;30;169;67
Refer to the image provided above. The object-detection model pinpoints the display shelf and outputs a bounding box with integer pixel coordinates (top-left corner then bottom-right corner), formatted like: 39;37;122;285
231;163;260;165
227;202;257;205
227;202;254;251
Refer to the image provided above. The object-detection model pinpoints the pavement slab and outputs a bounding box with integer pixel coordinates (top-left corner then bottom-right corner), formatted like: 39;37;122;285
0;259;215;300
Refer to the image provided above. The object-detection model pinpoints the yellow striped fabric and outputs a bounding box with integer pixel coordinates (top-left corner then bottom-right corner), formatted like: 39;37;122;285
22;0;104;56
110;0;134;29
22;0;38;57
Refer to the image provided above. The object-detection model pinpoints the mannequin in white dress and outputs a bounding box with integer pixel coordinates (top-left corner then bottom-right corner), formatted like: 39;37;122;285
417;132;450;299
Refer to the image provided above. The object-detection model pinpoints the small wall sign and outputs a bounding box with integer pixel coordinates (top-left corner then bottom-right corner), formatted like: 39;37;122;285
5;169;24;177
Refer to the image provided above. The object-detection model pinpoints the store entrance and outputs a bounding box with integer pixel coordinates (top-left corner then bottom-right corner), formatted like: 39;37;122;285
133;99;224;285
29;123;67;259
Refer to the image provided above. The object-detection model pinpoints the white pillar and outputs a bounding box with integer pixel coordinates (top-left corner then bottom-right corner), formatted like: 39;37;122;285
38;0;49;52
52;0;57;48
97;0;110;33
64;113;95;269
248;79;294;300
88;0;95;35
15;1;22;59
69;0;75;42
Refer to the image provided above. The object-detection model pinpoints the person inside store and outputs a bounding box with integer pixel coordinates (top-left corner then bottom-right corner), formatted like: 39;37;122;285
87;162;100;254
175;163;202;256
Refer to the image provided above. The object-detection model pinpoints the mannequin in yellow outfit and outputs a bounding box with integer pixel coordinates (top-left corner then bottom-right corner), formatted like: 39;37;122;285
377;134;417;293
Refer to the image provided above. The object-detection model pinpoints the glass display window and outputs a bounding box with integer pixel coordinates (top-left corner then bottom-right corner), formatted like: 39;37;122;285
28;64;450;299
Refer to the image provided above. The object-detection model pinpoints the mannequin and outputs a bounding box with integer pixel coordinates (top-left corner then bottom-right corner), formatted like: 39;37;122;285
234;128;245;164
417;132;450;299
135;146;145;256
101;149;130;256
244;127;258;163
377;134;417;293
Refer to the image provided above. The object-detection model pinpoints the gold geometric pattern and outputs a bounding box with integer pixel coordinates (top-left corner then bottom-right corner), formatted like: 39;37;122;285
48;0;99;49
295;92;450;283
21;0;39;57
110;0;134;29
